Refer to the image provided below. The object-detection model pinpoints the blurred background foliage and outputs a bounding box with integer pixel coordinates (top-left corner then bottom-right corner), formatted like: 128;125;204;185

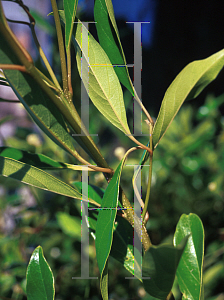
0;0;224;299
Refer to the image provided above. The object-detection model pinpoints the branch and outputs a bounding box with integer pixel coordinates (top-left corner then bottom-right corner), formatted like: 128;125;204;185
0;64;27;72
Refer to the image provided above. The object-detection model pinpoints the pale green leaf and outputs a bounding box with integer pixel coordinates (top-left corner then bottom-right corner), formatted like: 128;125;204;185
0;156;99;206
73;20;131;135
174;214;204;300
0;30;83;161
153;49;224;148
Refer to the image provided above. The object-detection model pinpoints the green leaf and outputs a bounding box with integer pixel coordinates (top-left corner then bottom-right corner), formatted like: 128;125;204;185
56;212;81;240
63;0;78;50
73;182;140;279
173;214;204;300
73;20;131;135
110;215;142;281
95;158;125;298
95;160;124;272
153;49;224;148
95;0;149;119
0;147;67;169
0;30;84;161
0;147;95;171
142;236;189;299
26;246;55;300
72;181;103;207
94;0;133;94
0;156;99;206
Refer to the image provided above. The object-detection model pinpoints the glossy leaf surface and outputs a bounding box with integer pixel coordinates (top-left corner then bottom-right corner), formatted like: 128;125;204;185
153;49;224;148
64;0;78;50
95;159;125;298
73;20;131;135
142;236;188;299
95;160;124;272
0;156;99;206
94;0;132;93
26;246;55;300
73;182;140;279
174;214;204;300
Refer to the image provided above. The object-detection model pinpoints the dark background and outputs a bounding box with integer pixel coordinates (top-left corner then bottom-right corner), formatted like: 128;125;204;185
82;0;224;115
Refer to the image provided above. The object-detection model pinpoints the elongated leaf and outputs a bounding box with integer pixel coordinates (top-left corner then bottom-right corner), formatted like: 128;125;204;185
94;0;132;93
0;147;95;171
0;11;104;166
72;20;131;135
142;236;189;299
104;0;120;39
173;214;204;300
26;246;55;300
97;0;148;116
95;158;125;299
0;156;99;206
64;0;78;50
95;160;124;272
73;182;141;279
153;49;224;148
0;31;83;161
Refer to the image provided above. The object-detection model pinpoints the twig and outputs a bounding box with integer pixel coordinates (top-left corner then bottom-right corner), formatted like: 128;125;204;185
50;0;69;98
